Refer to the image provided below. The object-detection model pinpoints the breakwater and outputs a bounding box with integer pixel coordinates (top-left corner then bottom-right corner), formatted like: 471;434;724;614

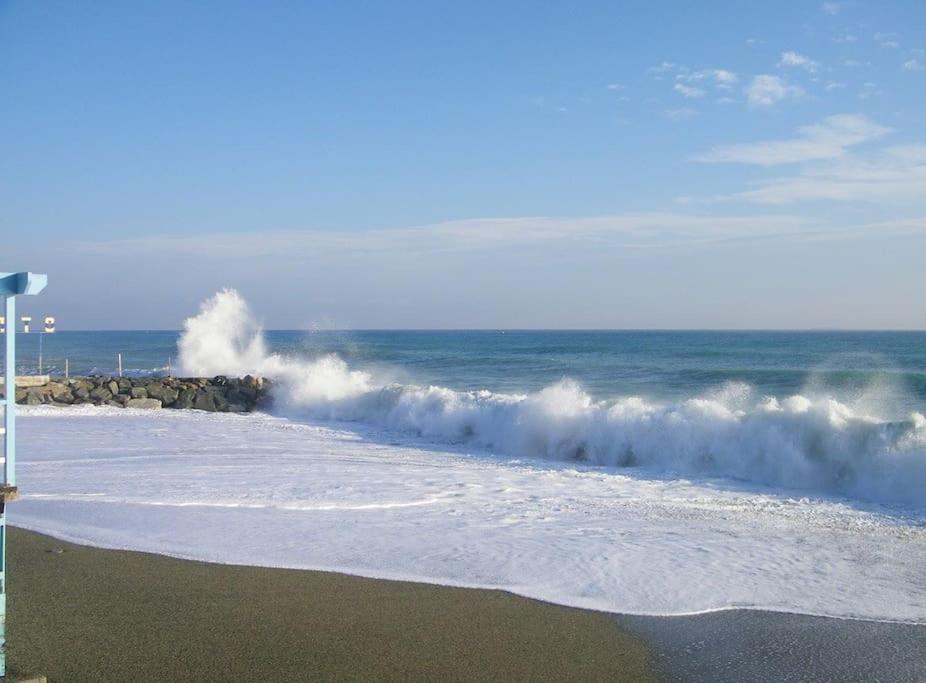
12;375;271;412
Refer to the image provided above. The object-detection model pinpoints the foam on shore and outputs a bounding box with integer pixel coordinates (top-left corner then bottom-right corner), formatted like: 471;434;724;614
15;407;926;623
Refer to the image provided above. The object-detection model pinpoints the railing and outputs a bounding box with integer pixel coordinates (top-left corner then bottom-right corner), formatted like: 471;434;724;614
1;355;175;380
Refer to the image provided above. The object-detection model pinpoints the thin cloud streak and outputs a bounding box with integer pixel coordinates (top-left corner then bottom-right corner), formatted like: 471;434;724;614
730;145;926;204
66;213;926;264
694;115;891;166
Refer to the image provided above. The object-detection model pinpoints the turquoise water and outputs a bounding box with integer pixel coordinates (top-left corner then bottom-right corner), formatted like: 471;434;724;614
10;330;926;416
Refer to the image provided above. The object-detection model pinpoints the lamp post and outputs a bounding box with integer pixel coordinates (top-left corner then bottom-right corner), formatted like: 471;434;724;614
0;272;48;678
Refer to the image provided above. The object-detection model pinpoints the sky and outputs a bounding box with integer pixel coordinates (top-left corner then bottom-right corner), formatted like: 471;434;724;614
2;0;925;329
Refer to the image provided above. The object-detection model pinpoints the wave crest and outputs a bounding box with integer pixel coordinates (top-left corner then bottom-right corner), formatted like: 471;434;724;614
178;290;926;507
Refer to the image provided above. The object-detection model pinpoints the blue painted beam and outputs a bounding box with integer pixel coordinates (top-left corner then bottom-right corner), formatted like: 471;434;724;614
0;272;47;297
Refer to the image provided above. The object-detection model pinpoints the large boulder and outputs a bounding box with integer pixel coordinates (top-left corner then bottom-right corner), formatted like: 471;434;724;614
146;383;179;406
213;391;230;412
47;382;73;403
174;388;196;409
127;398;162;410
226;388;252;407
89;386;113;402
130;387;148;399
242;375;264;390
193;390;216;412
70;379;93;402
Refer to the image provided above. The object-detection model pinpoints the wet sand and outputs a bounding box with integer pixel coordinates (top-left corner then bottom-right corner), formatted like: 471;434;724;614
617;609;926;682
8;526;924;682
5;527;655;682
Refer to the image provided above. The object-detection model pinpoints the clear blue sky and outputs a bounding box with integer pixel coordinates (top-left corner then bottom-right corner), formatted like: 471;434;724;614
3;1;925;329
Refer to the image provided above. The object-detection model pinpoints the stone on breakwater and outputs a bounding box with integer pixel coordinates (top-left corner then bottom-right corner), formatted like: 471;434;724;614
15;375;271;413
89;386;113;402
174;388;196;409
145;383;179;406
47;382;72;401
127;398;162;410
193;390;216;412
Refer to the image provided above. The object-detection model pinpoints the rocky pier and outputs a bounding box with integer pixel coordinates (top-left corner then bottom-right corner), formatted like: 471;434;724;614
12;375;272;412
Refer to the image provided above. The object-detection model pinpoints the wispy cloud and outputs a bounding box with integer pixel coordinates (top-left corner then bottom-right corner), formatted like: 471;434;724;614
902;58;924;72
778;51;820;72
729;145;926;204
678;68;738;88
744;75;804;107
874;32;900;49
858;81;880;99
648;61;677;78
68;212;926;265
694;115;890;166
673;83;705;98
68;213;842;258
665;107;697;120
821;1;848;15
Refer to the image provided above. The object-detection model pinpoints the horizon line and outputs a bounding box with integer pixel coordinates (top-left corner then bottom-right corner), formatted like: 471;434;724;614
18;328;926;334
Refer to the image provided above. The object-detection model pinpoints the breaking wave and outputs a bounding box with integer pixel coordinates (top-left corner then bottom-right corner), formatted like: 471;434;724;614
179;290;926;507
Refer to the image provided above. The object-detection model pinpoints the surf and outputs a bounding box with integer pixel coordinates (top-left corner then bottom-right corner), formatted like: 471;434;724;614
178;290;926;508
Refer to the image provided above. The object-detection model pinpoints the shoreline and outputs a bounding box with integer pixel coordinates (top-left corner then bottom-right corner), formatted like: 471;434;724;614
8;527;926;682
12;520;925;628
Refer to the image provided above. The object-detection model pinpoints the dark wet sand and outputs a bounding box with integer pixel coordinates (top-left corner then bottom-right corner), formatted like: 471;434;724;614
6;527;656;682
617;609;926;682
8;527;925;682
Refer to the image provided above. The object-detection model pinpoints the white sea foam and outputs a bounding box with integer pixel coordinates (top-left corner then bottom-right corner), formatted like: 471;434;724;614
14;407;926;622
178;290;926;508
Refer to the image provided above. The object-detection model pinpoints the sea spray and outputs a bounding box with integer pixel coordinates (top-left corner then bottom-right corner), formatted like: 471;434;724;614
178;290;926;507
178;290;371;401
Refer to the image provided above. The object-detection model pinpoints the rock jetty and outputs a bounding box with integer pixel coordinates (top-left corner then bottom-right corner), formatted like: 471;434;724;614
14;375;272;412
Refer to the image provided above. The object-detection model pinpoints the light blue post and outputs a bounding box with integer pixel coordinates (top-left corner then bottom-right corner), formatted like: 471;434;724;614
0;294;9;679
0;272;47;679
5;295;16;487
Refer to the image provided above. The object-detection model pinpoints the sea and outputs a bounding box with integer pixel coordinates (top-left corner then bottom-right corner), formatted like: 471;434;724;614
15;328;926;415
10;290;926;622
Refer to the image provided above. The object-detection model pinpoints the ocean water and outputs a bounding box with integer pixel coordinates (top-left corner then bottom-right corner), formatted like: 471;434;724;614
14;326;926;414
10;290;926;622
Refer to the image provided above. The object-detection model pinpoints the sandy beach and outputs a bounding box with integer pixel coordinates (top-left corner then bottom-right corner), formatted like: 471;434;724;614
618;610;926;682
6;527;656;682
8;527;926;682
